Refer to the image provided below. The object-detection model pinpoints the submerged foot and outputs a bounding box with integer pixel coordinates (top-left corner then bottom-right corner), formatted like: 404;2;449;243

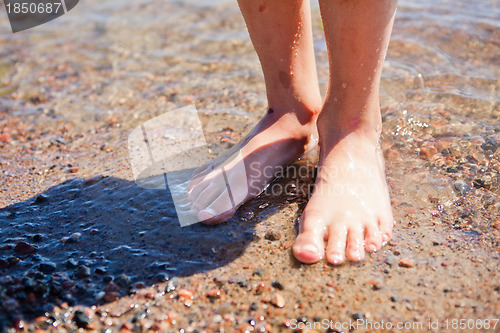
187;107;318;224
293;126;394;264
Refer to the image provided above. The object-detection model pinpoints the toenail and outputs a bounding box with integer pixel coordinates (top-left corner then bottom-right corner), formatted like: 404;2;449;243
382;234;390;243
329;254;344;265
301;244;320;256
367;244;377;252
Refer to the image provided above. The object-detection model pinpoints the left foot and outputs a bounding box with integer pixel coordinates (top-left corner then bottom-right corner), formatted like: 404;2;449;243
293;123;394;264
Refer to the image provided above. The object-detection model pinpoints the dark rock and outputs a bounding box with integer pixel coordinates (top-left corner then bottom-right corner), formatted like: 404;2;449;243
390;295;399;302
165;277;179;293
73;310;91;328
65;258;78;268
473;175;492;190
94;267;107;275
75;265;91;278
32;234;43;242
352;313;365;320
252;269;263;277
453;182;471;196
265;230;282;241
271;280;284;290
34;194;49;204
115;274;130;287
13;241;38;255
481;139;498;153
0;259;9;268
249;303;258;311
102;275;114;283
38;262;56;274
155;272;169;282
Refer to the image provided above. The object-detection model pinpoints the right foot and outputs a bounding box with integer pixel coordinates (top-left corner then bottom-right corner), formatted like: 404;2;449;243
187;106;319;224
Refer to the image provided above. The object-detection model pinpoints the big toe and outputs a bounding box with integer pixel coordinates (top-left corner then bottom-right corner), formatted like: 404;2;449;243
293;211;326;264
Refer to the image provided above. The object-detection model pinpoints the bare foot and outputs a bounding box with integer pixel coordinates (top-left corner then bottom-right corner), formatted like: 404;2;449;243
293;125;394;264
187;107;318;224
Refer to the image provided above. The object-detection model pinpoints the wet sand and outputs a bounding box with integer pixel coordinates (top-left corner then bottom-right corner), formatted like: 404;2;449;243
0;0;499;331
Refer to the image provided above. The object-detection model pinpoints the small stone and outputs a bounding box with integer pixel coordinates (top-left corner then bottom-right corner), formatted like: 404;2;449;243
68;232;81;242
3;298;19;311
105;282;120;293
419;146;438;159
271;293;285;308
38;262;56;274
34;194;48;204
177;289;193;300
399;258;415;268
252;269;263;277
352;313;365;320
155;272;169;282
213;315;222;323
165;277;179;293
265;230;282;241
13;241;38;255
473;175;492;190
0;259;9;268
75;265;91;278
104;291;118;302
249;303;258;311
390;295;399;302
73;310;91;328
95;267;107;275
453;182;470;196
114;274;130;287
65;258;78;268
271;281;284;290
481;139;498;153
206;288;221;298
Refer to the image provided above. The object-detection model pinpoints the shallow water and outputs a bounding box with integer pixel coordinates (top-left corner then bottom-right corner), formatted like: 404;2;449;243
0;0;499;329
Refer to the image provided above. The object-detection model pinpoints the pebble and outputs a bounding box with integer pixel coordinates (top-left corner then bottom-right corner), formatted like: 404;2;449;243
156;272;170;282
419;146;437;159
271;293;285;308
399;258;415;268
473;175;492;189
114;274;130;287
390;295;399;302
165;277;179;293
95;267;107;275
206;288;221;298
0;259;9;268
453;182;471;196
34;194;48;204
73;310;91;328
104;291;118;302
352;313;365;320
68;232;81;242
481;139;498;153
13;241;38;255
265;230;282;241
38;262;56;274
178;289;194;300
271;280;284;290
75;265;91;278
65;258;78;268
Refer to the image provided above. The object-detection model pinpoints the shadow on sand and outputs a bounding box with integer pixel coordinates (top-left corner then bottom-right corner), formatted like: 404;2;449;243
0;174;259;327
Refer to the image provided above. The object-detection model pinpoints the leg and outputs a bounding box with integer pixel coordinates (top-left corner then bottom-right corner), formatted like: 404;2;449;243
187;0;322;223
293;0;397;263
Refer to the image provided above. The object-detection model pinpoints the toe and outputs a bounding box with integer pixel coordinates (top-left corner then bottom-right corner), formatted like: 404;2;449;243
346;225;365;262
364;221;382;253
326;224;347;265
378;216;394;245
293;210;327;264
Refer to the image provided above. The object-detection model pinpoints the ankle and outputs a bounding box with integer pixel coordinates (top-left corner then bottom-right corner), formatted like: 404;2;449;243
316;109;382;147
